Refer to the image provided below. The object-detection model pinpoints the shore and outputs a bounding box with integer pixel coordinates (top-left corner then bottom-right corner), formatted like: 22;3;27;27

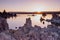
0;17;60;40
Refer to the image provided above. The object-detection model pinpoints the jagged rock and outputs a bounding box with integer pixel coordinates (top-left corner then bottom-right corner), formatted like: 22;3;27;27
0;32;16;40
9;18;60;40
24;18;32;27
0;17;9;32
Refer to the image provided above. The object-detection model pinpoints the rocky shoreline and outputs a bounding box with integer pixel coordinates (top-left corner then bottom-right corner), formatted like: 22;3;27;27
0;17;60;40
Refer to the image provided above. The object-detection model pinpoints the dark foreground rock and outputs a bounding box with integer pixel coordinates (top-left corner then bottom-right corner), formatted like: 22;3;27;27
0;17;60;40
0;17;9;32
0;17;16;40
11;18;60;40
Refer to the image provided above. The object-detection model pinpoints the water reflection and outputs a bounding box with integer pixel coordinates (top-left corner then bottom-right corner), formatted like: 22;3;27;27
7;14;52;29
0;10;60;29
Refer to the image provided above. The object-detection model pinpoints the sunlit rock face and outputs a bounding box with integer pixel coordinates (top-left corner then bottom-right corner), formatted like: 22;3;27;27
0;17;9;32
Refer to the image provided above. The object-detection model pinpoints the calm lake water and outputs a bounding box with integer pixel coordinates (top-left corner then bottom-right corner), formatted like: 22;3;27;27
7;14;52;29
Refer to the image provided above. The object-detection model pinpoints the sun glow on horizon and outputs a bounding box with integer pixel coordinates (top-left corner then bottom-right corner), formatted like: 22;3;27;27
31;5;49;12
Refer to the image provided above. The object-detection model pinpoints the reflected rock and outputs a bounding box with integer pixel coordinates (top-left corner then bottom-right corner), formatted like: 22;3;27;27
40;17;45;22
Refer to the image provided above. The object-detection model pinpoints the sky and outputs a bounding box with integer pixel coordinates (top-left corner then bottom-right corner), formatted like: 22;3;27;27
0;0;60;12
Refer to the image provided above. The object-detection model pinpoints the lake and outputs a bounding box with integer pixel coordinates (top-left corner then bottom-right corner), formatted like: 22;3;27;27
7;14;52;29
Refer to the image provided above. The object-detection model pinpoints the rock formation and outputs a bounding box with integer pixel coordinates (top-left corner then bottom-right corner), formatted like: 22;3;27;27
0;17;9;32
12;18;60;40
0;32;16;40
24;17;32;27
0;17;60;40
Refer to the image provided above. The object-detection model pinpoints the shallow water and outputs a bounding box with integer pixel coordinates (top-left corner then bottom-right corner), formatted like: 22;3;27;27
7;14;52;29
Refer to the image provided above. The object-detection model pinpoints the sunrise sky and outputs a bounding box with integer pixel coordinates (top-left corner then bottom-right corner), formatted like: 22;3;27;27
0;0;60;12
